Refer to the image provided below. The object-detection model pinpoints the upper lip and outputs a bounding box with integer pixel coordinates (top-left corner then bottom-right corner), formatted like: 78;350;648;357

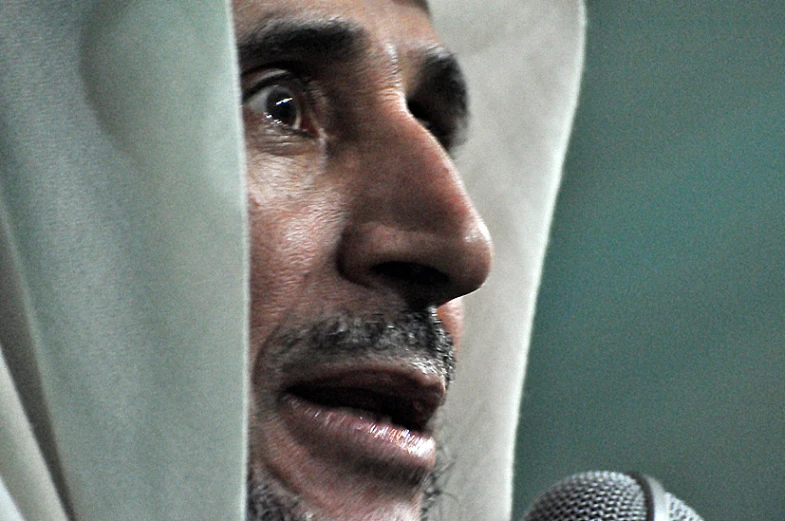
281;364;446;433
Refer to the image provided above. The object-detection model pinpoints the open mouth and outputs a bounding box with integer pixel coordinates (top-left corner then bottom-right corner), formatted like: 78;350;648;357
278;368;445;477
286;376;440;433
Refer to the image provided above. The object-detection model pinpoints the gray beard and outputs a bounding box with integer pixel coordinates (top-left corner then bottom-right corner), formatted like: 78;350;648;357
245;449;450;521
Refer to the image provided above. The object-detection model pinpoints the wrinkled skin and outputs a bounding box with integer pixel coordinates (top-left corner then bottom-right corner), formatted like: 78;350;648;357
233;1;493;520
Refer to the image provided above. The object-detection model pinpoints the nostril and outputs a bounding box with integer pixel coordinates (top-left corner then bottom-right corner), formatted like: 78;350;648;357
372;261;449;288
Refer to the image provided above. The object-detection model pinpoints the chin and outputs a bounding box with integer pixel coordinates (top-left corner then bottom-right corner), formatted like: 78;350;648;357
246;469;441;521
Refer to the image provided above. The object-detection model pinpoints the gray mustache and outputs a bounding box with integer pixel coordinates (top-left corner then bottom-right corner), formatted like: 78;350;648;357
278;309;456;385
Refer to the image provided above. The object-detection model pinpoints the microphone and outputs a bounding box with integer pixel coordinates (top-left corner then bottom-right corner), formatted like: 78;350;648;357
522;471;703;521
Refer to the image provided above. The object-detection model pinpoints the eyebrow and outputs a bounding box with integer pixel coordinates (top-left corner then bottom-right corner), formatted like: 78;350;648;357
415;47;470;143
237;18;368;69
407;0;431;14
421;49;468;120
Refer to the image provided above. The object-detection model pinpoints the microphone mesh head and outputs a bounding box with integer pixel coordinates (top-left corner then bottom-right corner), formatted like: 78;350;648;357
522;471;703;521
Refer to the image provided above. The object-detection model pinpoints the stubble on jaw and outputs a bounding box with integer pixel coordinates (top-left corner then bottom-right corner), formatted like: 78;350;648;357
246;448;452;521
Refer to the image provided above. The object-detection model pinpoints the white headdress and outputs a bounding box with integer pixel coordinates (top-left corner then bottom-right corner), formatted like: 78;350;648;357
433;1;585;520
0;1;584;520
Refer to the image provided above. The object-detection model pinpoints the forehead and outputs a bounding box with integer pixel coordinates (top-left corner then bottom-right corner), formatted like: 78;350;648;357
232;0;439;54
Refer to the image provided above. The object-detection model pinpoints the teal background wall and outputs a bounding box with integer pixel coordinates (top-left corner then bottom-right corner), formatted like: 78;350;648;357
513;3;785;521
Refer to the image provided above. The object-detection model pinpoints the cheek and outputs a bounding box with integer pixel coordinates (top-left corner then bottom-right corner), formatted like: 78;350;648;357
247;193;323;327
244;155;346;342
245;150;330;296
437;298;464;353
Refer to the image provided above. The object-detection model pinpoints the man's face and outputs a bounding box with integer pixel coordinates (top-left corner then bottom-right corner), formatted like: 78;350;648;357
233;1;493;520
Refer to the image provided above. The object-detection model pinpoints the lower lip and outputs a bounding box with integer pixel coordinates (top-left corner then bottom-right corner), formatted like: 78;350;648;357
279;393;437;477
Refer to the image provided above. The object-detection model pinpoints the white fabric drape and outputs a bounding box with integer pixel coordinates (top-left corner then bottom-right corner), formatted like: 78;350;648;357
434;2;585;520
0;1;584;520
0;2;247;520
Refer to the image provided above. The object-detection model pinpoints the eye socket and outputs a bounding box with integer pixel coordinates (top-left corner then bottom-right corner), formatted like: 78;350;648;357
243;71;316;136
407;100;455;150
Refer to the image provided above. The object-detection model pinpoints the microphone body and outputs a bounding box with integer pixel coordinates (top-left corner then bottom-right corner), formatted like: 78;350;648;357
522;471;703;521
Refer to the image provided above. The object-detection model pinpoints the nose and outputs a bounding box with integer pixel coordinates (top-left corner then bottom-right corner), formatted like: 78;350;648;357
337;107;493;309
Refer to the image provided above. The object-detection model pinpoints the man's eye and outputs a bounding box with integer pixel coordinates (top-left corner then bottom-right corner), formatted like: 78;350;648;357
247;83;304;130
